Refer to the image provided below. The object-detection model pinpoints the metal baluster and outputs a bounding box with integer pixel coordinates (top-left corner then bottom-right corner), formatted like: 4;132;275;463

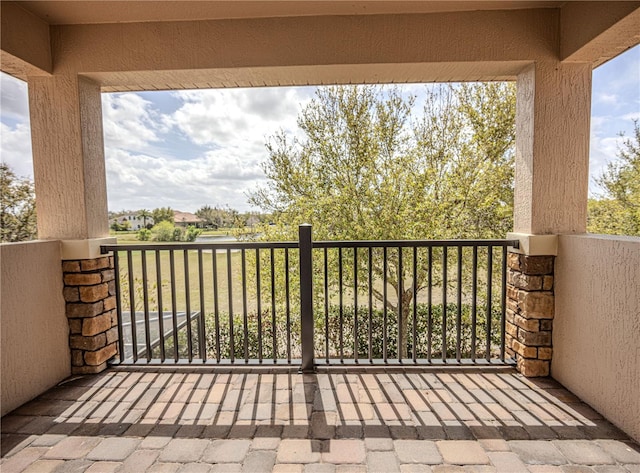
113;252;125;363
242;249;248;362
285;248;291;363
127;251;137;362
353;247;358;363
155;250;165;362
184;250;193;362
227;249;234;363
198;249;206;362
169;250;178;362
141;250;151;362
324;247;329;363
442;246;448;362
338;247;344;363
486;246;493;361
427;247;433;362
471;246;478;362
383;246;388;363
500;246;507;361
398;247;403;363
212;247;220;362
456;246;462;363
368;247;373;363
271;247;277;362
256;248;262;363
412;246;417;363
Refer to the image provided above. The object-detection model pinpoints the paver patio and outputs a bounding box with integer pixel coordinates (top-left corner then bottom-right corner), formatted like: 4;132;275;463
2;368;639;472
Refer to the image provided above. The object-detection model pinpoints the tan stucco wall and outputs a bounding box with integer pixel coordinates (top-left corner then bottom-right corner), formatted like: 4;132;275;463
514;61;592;235
560;2;640;63
0;241;70;416
29;74;109;240
0;1;51;78
553;234;640;442
51;8;558;90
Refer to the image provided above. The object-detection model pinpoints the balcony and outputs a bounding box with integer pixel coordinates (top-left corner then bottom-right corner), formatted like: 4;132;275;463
3;232;640;471
1;1;640;471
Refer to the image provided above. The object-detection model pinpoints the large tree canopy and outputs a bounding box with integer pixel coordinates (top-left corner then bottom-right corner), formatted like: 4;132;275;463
1;163;37;243
249;84;516;357
588;120;640;236
250;83;516;241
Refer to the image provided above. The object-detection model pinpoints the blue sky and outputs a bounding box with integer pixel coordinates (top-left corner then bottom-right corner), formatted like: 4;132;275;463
1;45;639;212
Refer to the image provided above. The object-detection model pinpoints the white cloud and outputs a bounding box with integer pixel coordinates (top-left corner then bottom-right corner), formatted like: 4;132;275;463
168;87;311;147
105;147;264;212
100;87;318;211
0;121;33;179
101;93;167;152
621;111;640;121
595;92;618;106
0;73;30;122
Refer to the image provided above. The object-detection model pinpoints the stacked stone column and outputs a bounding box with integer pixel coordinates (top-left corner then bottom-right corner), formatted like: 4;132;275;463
62;256;118;374
505;252;554;377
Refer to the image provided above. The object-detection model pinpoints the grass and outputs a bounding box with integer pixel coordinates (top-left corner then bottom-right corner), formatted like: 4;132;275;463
119;249;246;313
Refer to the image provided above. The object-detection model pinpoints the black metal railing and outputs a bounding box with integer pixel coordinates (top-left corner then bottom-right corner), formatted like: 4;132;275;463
101;225;518;370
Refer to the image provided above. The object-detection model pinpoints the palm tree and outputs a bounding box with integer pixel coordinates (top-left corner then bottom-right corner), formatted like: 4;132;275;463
138;209;152;229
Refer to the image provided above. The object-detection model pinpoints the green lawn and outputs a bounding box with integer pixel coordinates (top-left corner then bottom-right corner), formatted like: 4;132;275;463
118;249;247;314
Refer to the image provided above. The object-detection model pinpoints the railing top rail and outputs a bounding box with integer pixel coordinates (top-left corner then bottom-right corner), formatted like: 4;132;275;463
101;238;519;253
100;241;299;253
313;239;520;249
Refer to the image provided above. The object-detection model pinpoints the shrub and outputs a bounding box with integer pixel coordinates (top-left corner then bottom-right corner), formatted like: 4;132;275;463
172;226;184;241
137;228;151;241
155;302;504;362
184;225;203;242
151;221;177;241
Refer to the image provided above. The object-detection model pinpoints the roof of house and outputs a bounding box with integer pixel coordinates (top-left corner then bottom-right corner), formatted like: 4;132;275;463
174;211;203;223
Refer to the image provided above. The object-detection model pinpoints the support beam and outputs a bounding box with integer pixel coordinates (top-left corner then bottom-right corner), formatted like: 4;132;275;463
514;61;592;235
49;9;558;89
561;2;640;65
28;74;109;241
0;1;52;78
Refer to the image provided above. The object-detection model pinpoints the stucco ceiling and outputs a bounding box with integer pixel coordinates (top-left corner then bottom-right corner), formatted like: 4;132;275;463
18;1;564;25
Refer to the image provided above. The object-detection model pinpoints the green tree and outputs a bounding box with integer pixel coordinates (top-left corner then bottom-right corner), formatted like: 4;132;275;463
196;205;240;229
0;163;37;243
137;209;152;228
151;221;176;241
137;228;152;241
589;120;640;236
196;205;218;228
249;84;515;355
152;207;174;224
184;225;203;242
110;220;131;232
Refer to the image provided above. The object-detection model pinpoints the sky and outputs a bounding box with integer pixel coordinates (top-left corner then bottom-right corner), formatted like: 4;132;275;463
1;45;639;213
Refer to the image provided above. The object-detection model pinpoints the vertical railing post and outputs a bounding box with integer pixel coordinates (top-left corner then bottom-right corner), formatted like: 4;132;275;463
299;224;315;373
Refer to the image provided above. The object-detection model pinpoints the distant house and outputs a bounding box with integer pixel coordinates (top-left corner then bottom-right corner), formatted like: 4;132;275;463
174;210;204;228
109;212;154;230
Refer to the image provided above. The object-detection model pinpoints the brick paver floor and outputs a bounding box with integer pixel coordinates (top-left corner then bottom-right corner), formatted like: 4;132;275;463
2;368;639;472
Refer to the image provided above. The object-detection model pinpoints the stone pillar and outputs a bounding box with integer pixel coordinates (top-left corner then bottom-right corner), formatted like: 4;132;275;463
505;252;554;377
63;256;118;374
